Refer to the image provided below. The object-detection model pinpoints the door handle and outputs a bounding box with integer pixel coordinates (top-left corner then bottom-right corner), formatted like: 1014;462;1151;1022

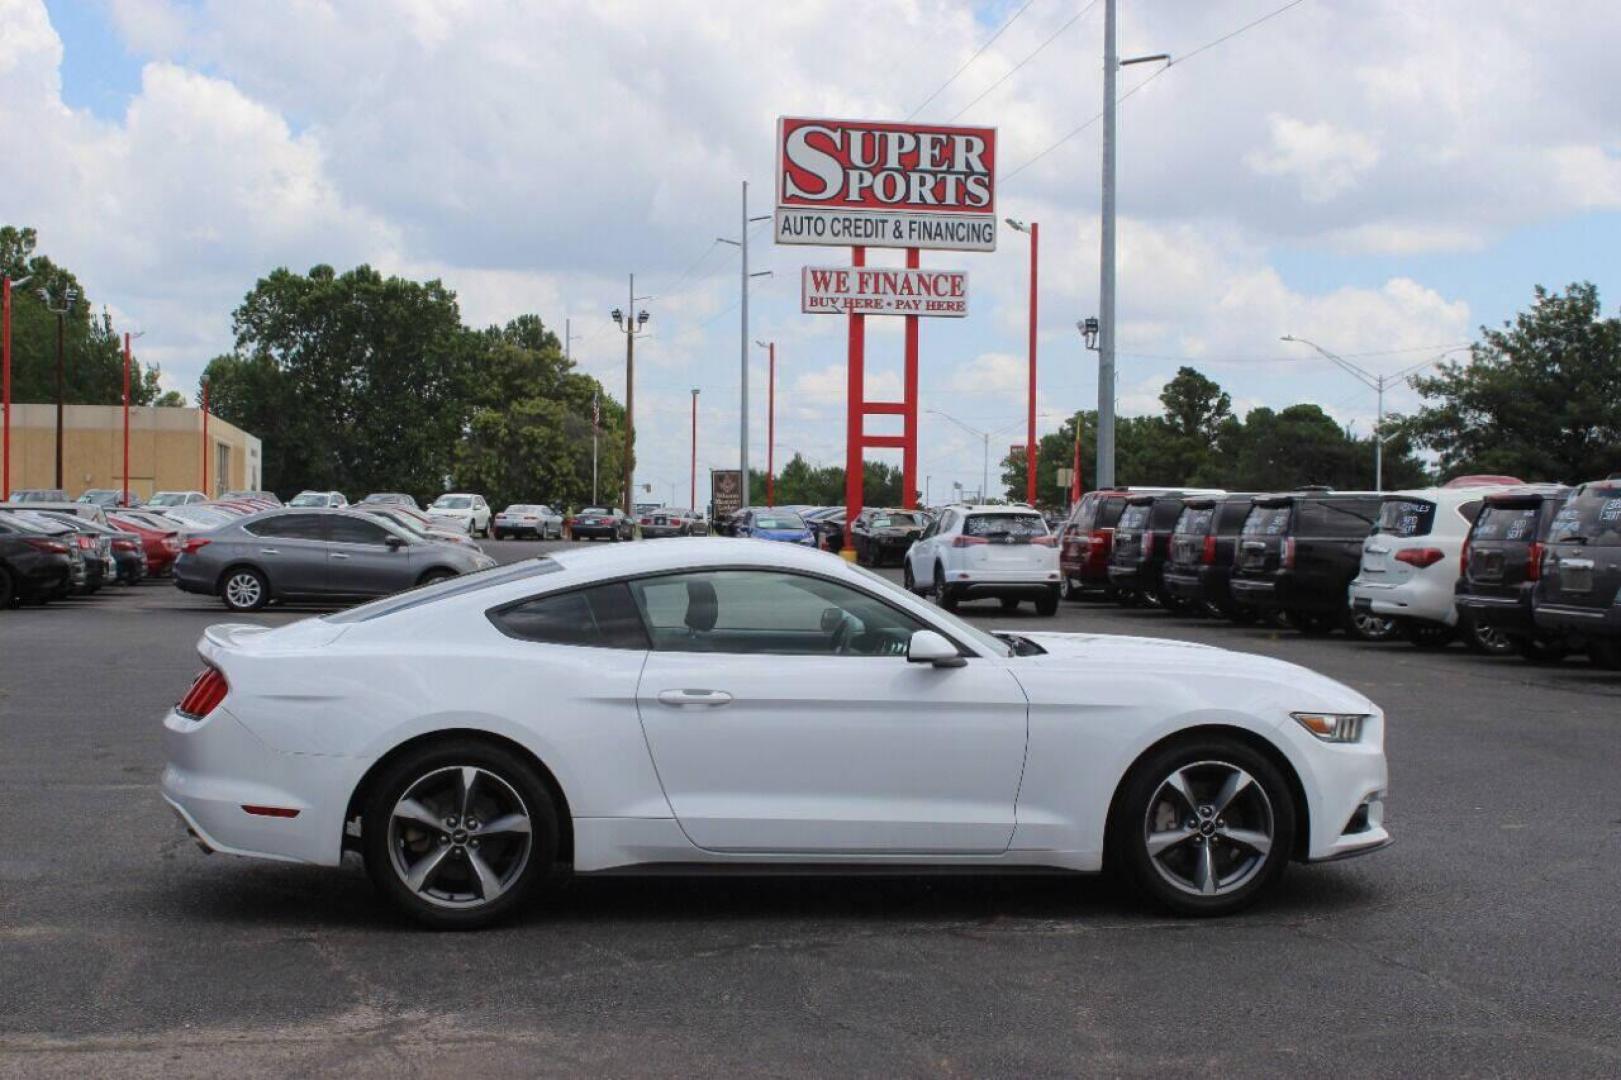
657;689;733;708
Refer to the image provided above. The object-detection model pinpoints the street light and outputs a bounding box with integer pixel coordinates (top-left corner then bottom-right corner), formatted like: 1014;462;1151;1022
928;409;1024;504
690;387;700;512
611;279;652;518
1078;317;1100;351
1006;218;1039;506
754;339;776;506
2;272;32;500
38;285;80;489
123;329;145;505
1280;335;1457;491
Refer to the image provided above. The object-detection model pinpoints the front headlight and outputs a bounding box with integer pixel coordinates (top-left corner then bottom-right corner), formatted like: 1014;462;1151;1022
1291;711;1368;743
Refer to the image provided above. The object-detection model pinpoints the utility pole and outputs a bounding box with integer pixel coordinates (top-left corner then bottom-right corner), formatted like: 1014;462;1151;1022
755;340;776;506
690;388;700;511
611;279;650;515
1007;219;1039;504
719;182;772;508
2;273;31;501
591;391;599;505
39;286;78;490
201;378;210;495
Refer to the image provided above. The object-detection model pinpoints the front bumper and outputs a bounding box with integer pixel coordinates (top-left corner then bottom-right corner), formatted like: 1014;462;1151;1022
161;706;358;867
1275;712;1393;863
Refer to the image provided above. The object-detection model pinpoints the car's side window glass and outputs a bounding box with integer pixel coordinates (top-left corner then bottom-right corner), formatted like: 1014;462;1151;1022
247;513;326;540
327;517;393;545
491;582;649;649
628;570;927;657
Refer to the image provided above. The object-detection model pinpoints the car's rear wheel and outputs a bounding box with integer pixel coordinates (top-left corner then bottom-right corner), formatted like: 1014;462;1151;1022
418;568;457;587
363;741;558;929
1403;622;1456;649
1113;737;1295;917
1349;610;1400;642
1463;617;1517;656
220;566;268;612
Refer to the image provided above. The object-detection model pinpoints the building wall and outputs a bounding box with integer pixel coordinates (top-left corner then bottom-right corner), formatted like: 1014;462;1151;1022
3;404;263;500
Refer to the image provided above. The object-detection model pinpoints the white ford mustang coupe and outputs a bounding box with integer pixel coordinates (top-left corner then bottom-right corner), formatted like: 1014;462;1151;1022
162;538;1390;927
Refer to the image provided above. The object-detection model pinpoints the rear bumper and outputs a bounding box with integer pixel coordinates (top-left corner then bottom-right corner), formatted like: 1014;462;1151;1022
1454;587;1535;632
947;567;1060;599
13;558;72;598
1231;571;1345;615
571;526;621;539
1534;600;1621;637
640;525;687;538
1348;576;1456;626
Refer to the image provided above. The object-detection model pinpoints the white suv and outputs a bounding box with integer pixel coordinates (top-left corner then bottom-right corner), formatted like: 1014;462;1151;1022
428;493;492;537
904;504;1061;615
1349;483;1521;650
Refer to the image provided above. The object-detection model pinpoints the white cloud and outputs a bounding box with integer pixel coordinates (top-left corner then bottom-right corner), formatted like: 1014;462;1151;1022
1245;114;1382;203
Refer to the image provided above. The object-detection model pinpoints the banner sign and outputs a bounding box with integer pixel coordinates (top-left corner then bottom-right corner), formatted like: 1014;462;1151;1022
710;468;743;521
775;117;997;252
800;266;968;317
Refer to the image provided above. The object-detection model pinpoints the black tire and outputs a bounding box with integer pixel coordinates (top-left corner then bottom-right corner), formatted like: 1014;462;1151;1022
1590;639;1621;671
1290;610;1338;636
419;568;457;587
1514;635;1569;664
1463;617;1517;657
1111;735;1296;917
362;739;559;929
1348;610;1400;642
1035;589;1059;617
1061;578;1083;601
492;530;505;541
1403;621;1456;649
219;566;269;612
1000;597;1021;611
902;562;919;595
0;566;14;610
933;564;958;612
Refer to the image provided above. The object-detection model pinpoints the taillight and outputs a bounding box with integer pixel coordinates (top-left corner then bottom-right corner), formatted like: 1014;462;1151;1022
951;535;989;547
1201;534;1218;565
23;537;69;554
640;517;651;525
163;537;181;552
1032;535;1057;547
182;537;211;554
1525;541;1543;581
1459;538;1470;578
76;535;94;551
1394;547;1446;568
177;667;228;719
113;539;138;551
1283;537;1297;570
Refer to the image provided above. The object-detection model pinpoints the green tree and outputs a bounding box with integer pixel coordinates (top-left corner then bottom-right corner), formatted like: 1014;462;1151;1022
748;455;908;508
1;225;165;407
1402;282;1621;481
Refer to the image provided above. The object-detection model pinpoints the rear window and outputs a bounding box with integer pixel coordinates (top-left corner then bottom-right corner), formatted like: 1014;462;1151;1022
1243;506;1291;537
1295;499;1378;538
869;513;922;528
754;514;805;530
1174;507;1216;536
964;513;1047;538
1472;504;1541;543
1069;495;1126;530
489;582;649;649
1117;503;1152;530
324;558;562;624
1377;498;1436;538
1548;487;1621;546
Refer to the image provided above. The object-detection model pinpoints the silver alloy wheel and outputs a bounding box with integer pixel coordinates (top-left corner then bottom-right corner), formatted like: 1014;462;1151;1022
1351;611;1398;641
388;765;533;910
1471;620;1515;654
1143;760;1274;898
224;571;262;609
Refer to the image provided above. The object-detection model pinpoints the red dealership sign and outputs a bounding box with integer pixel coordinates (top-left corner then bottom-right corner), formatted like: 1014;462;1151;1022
801;266;968;317
775;117;997;251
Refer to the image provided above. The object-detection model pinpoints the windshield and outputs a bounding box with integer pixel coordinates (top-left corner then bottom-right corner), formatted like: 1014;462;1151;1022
504;505;540;514
754;514;805;530
845;562;1011;658
374;510;427;536
433;495;472;509
580;508;611;516
166;507;231;527
869;513;922;528
289;493;329;506
148;492;189;506
1548;487;1621;545
965;513;1046;538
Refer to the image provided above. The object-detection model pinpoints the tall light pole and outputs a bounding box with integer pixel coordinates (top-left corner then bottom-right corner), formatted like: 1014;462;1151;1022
754;339;776;506
928;409;1024;503
690;388;700;511
611;277;651;515
2;272;31;501
39;285;79;490
719;181;772;508
1006;219;1039;504
1280;335;1454;491
123;330;144;505
1097;0;1170;490
200;377;211;495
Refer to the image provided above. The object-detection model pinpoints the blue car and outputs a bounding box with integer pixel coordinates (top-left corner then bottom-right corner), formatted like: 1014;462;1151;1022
734;509;816;545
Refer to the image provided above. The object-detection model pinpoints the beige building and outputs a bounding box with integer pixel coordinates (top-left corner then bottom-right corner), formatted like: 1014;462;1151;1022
4;403;263;500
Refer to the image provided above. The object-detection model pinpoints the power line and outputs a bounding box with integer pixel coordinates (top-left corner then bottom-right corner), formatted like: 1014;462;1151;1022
907;0;1041;120
1002;0;1313;185
949;1;1101;122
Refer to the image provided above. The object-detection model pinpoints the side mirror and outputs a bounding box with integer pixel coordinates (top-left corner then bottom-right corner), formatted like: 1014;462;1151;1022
385;535;406;550
907;629;965;668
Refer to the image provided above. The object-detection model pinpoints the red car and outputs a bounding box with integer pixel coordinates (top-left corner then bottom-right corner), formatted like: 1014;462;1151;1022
1059;490;1132;598
108;512;183;577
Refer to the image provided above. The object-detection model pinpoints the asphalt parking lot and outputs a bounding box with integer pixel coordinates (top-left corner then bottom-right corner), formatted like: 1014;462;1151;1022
3;537;1619;1077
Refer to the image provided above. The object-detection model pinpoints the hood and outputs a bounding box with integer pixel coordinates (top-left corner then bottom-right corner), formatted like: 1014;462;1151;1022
756;528;812;541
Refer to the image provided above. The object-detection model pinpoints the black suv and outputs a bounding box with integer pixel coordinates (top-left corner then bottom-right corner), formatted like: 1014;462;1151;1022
1106;493;1192;608
1455;485;1572;662
1162;494;1260;621
850;507;927;567
1230;491;1382;634
1533;479;1621;669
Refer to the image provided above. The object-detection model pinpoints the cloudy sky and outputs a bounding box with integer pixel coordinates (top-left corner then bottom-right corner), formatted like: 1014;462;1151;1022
4;0;1618;505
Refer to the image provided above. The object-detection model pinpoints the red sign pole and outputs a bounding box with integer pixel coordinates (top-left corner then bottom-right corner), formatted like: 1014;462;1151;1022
903;248;920;509
1025;222;1039;505
842;246;865;556
1;276;11;501
122;332;131;505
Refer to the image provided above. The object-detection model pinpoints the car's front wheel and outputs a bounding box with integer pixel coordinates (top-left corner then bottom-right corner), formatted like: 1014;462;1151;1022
1114;737;1295;917
362;740;559;929
220;566;269;612
902;561;918;595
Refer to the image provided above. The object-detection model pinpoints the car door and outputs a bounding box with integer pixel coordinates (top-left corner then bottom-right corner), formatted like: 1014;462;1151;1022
323;514;415;596
242;513;331;595
630;568;1029;855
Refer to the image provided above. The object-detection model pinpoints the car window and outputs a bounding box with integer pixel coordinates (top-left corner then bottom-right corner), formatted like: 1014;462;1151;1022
1117;504;1152;530
1174;507;1216;536
628;570;929;657
1243;505;1291;537
869;513;922;528
965;513;1047;538
1472;504;1540;542
327;516;394;545
752;513;805;529
434;496;473;509
1376;498;1436;538
1095;497;1127;529
489;582;649;649
1295;499;1377;538
246;513;328;541
1549;486;1621;545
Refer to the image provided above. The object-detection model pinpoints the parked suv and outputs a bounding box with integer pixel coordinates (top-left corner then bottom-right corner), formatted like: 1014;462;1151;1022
1106;493;1196;608
1059;490;1130;598
1455;485;1572;662
427;493;492;537
1162;493;1260;621
851;507;927;567
1230;491;1382;635
173;508;496;612
904;504;1060;614
1350;485;1516;651
1532;479;1621;669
